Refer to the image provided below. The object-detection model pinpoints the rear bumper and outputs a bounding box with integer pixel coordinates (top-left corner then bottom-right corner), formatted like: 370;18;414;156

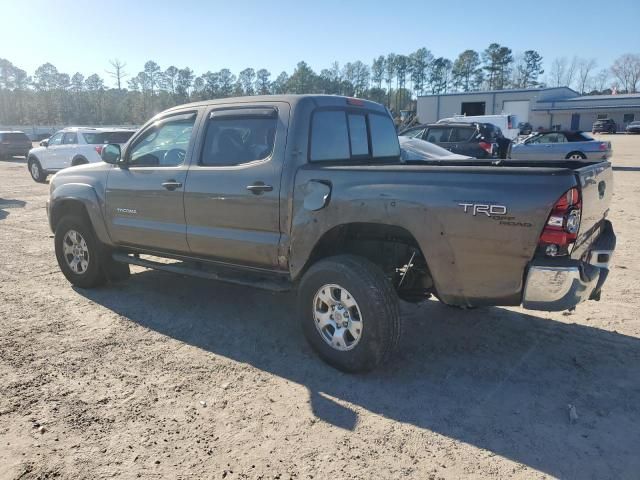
522;220;616;311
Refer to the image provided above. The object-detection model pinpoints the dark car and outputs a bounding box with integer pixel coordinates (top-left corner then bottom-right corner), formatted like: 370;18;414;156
0;131;32;159
592;118;617;134
518;122;533;135
399;122;510;159
625;121;640;134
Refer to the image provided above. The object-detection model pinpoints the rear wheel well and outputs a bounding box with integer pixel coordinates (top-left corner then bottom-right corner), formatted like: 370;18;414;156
303;223;434;301
566;151;586;159
50;200;91;233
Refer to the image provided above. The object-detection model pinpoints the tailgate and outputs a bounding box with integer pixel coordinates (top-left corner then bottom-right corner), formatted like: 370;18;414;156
572;161;612;259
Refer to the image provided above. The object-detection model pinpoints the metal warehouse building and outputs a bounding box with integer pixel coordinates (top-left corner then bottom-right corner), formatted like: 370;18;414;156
417;87;640;132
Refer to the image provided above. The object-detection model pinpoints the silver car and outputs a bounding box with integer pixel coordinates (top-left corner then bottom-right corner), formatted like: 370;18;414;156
510;131;612;161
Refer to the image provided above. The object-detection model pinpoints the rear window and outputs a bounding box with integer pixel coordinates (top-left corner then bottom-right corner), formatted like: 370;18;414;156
310;110;399;162
1;132;30;142
82;131;135;144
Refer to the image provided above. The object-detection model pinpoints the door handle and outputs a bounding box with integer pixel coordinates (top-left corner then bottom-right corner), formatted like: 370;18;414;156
246;182;273;194
162;180;183;191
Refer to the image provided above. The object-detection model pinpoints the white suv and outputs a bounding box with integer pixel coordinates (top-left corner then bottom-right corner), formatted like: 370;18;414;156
27;127;136;183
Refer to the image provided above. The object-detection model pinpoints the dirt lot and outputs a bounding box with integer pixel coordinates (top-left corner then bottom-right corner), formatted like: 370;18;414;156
1;136;639;480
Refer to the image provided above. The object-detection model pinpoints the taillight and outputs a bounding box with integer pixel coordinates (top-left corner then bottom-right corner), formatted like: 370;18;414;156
539;187;581;256
479;141;493;155
598;142;608;151
95;145;104;155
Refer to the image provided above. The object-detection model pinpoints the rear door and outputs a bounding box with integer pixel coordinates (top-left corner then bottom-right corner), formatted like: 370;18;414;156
183;103;289;268
448;126;477;156
105;111;199;253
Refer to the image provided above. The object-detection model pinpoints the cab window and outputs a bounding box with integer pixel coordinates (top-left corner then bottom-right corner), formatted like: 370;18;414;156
310;110;399;162
128;113;196;167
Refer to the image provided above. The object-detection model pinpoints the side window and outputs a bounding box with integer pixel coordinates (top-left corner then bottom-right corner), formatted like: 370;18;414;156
450;127;475;142
310;111;350;161
62;132;77;145
48;133;64;146
201;114;277;166
425;127;452;143
128;114;196;167
348;114;369;156
369;113;400;158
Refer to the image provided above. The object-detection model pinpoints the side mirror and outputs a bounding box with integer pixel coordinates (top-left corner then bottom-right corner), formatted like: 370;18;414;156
101;143;121;164
40;139;49;147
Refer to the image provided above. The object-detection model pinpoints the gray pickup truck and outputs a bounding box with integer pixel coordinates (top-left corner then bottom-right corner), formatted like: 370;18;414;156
47;95;616;372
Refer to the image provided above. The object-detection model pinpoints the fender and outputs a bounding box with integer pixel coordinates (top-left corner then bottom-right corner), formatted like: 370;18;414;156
49;183;112;245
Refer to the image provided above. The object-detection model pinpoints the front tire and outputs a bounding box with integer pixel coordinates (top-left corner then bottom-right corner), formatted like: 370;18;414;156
54;216;107;288
28;157;46;183
298;255;401;373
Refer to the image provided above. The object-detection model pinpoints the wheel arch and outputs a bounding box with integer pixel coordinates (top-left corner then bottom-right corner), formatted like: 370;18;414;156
49;184;112;245
565;150;586;159
292;222;435;299
71;155;89;166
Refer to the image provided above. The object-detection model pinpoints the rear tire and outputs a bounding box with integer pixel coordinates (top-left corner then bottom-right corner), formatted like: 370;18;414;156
55;216;107;288
28;157;46;183
566;151;586;160
298;255;401;373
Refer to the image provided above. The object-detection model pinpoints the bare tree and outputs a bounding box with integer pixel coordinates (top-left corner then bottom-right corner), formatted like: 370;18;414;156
591;69;610;93
611;54;640;93
548;57;567;87
565;56;579;89
107;59;128;90
577;58;597;94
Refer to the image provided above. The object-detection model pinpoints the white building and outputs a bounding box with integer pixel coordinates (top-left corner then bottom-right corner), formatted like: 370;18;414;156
417;87;640;131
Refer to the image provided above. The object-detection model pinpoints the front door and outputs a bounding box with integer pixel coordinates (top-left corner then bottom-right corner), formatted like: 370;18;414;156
59;132;78;167
105;111;198;253
571;113;580;131
184;104;289;269
42;132;65;169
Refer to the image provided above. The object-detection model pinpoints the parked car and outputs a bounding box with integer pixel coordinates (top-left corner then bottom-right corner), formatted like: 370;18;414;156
625;121;640;134
400;122;510;159
27;127;136;183
437;114;520;140
0;131;32;159
518;122;533;135
47;95;615;372
398;136;472;161
510;131;611;161
592;118;617;134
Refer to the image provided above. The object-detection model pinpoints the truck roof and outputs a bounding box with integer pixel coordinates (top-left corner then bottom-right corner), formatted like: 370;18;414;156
162;94;388;115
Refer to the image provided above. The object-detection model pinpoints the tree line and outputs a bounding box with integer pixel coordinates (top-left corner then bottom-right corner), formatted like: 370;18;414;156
1;47;639;126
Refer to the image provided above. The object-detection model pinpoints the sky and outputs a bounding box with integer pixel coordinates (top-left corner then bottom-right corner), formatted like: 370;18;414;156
1;0;639;87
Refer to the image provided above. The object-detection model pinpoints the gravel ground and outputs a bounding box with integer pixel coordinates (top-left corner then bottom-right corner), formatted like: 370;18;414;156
1;136;639;480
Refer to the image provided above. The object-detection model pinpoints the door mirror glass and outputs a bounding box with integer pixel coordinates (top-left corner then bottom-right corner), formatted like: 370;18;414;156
40;139;49;147
101;143;121;164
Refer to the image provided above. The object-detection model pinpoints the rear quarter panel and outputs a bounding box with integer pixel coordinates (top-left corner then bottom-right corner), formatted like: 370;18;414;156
289;165;578;306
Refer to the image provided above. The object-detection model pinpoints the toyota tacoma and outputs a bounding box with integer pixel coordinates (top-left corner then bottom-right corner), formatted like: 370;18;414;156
47;95;616;372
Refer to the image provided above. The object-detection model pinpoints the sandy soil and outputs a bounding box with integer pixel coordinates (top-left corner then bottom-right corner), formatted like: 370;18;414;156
1;135;639;480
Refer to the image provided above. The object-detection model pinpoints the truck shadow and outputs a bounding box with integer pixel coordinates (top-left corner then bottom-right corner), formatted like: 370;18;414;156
79;269;640;479
0;198;26;220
